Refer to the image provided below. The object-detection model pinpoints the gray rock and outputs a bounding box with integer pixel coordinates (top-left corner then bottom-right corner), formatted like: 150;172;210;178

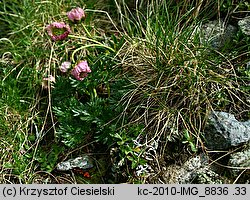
176;154;224;184
246;61;250;70
228;143;250;177
201;20;237;49
238;17;250;36
56;155;93;171
204;111;250;150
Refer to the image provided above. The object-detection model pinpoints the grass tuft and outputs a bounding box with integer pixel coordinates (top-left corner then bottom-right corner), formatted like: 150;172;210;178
1;0;249;183
114;0;250;154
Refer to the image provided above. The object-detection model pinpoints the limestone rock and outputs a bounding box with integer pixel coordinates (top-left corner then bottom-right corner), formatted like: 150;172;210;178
228;144;250;177
56;155;93;171
204;111;250;150
201;20;237;49
238;17;250;36
175;154;224;184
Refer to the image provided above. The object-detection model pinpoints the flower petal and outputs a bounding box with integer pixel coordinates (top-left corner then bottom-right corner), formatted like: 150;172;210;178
67;7;85;22
46;22;71;41
71;61;91;81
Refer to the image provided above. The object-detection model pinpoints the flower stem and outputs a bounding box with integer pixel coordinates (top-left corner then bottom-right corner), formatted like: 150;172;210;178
69;35;115;62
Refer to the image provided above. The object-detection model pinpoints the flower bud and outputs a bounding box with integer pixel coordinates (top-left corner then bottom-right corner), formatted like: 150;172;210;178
71;61;91;81
60;61;71;73
67;7;85;22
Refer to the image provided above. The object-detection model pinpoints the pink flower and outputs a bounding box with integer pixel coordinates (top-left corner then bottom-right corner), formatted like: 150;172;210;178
71;61;91;81
46;22;71;41
60;61;71;73
67;7;85;22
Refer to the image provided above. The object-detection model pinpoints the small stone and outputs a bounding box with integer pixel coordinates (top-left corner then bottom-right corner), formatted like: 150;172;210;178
228;144;250;177
238;17;250;36
57;155;93;171
246;61;250;70
175;154;224;184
